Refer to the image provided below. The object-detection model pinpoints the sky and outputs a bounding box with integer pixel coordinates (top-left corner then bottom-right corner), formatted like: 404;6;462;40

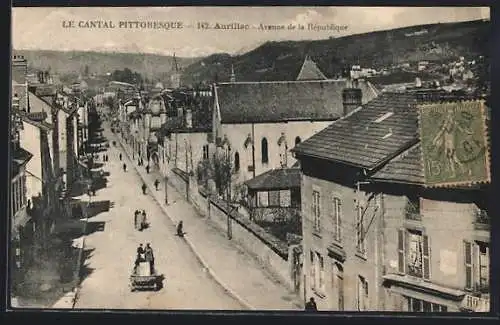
12;6;490;57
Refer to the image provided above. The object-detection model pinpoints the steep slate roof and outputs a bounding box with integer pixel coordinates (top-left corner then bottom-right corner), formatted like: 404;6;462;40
245;168;301;191
296;56;327;81
370;143;424;184
214;79;379;124
28;91;53;118
292;92;419;170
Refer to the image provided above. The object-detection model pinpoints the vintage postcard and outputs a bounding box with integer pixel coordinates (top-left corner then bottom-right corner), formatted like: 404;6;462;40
9;6;491;312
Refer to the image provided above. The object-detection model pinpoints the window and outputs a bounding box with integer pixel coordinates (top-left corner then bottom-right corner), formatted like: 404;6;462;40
332;197;342;243
202;144;209;160
357;276;368;311
312;190;321;233
295;136;301;145
261;138;269;164
356;206;366;255
310;251;315;290
399;229;430;279
268;191;280;207
258;191;269;207
234;152;240;172
405;196;421;221
332;262;344;311
406;297;447;312
278;134;288;167
279;190;291;207
478;243;489;292
317;253;325;294
464;240;490;292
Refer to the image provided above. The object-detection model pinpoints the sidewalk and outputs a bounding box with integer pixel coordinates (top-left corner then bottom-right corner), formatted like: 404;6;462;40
115;133;303;310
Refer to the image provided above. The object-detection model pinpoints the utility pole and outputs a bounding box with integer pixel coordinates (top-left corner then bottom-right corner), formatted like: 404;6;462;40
226;146;232;240
185;142;190;202
164;175;169;205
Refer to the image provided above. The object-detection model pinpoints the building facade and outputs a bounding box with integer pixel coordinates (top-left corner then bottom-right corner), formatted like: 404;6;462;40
212;79;379;200
292;93;490;312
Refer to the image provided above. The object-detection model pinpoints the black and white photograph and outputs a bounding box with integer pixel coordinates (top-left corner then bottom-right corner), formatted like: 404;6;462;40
9;6;491;312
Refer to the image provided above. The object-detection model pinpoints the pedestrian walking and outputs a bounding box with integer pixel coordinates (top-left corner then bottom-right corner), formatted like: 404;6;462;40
304;297;318;311
138;158;141;166
123;163;127;172
92;185;96;196
142;183;147;195
140;210;147;230
135;244;144;266
144;243;154;274
119;153;122;161
154;179;160;191
134;210;139;229
146;165;150;174
176;221;184;237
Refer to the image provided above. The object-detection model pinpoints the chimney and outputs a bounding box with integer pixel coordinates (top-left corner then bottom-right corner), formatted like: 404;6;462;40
185;109;193;128
12;55;27;84
342;87;363;116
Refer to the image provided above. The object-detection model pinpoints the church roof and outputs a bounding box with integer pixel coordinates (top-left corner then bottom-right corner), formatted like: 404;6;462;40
296;56;327;81
214;79;379;124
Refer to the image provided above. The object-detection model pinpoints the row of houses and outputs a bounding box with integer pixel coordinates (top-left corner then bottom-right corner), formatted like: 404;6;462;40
10;55;94;291
113;56;490;312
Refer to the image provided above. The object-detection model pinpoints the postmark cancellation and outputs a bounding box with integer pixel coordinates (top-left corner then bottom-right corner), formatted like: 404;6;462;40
418;100;490;187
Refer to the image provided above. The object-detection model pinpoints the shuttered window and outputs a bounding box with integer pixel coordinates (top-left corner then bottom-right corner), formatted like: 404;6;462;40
464;241;473;290
422;235;430;280
398;229;406;274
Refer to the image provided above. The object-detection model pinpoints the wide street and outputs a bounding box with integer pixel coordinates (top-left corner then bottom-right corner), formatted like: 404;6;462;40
74;126;243;310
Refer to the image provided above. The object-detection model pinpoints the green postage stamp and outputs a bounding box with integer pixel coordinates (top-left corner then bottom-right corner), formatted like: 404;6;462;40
419;100;490;187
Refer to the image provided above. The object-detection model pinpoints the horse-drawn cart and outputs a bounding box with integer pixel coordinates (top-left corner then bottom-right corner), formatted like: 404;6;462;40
130;262;164;292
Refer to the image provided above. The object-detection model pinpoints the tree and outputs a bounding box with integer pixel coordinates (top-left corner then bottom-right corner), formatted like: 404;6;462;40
212;151;232;197
196;148;233;198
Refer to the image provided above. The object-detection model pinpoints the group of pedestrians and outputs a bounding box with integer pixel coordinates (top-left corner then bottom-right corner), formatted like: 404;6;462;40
134;209;148;230
135;243;155;274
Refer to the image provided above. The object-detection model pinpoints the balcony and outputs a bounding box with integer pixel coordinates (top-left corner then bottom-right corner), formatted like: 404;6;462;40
474;209;489;231
461;294;490;312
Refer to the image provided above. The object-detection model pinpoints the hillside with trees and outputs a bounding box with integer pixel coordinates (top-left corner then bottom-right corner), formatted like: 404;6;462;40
180;19;490;85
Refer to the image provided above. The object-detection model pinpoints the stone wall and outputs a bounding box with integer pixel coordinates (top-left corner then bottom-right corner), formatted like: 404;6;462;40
167;170;294;290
